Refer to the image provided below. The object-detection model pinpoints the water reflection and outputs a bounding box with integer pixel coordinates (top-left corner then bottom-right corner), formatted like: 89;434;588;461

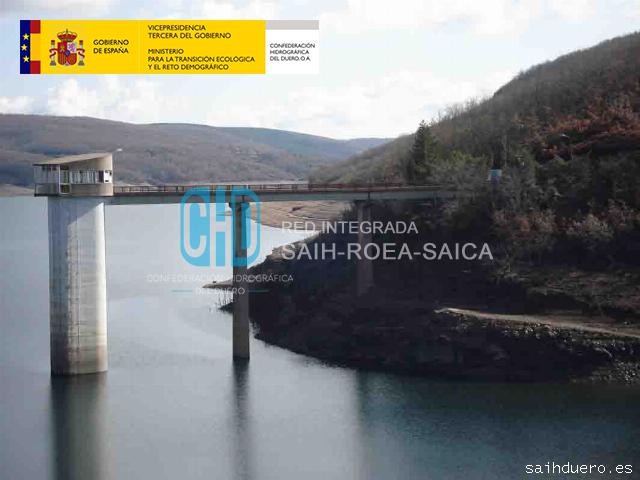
230;359;254;480
50;375;108;480
354;371;375;480
2;199;639;480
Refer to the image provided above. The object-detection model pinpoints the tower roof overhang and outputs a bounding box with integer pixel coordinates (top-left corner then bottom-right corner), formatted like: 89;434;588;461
34;153;113;170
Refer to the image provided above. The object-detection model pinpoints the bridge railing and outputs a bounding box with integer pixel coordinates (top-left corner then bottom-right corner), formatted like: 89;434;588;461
113;182;447;195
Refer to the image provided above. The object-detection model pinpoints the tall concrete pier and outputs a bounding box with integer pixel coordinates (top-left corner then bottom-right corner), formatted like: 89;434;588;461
48;197;108;375
356;201;374;296
35;153;114;375
232;202;250;359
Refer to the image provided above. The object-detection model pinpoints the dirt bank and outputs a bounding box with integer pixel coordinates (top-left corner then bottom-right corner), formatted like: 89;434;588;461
253;200;347;229
238;242;640;383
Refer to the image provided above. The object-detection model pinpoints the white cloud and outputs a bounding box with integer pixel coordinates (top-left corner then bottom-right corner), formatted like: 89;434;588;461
45;77;191;123
39;69;513;138
548;0;596;22
46;79;104;118
318;0;609;36
0;96;35;114
198;0;279;18
159;0;280;19
615;0;640;21
319;0;538;36
1;0;113;14
206;69;514;138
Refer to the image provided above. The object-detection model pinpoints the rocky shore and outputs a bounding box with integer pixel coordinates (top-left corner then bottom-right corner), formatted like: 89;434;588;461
235;242;640;384
250;292;640;383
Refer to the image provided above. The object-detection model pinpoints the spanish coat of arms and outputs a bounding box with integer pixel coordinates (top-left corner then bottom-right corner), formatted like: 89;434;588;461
49;29;85;66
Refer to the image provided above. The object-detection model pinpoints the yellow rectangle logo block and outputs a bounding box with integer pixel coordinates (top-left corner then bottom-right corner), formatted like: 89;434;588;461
25;20;270;74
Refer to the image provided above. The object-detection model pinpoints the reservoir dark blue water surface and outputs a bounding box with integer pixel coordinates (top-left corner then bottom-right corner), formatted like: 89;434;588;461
1;198;639;479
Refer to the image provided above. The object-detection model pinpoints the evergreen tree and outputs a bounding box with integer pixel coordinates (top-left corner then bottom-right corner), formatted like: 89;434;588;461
406;120;439;183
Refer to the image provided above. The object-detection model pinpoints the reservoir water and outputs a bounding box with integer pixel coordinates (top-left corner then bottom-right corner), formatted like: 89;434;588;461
1;198;639;479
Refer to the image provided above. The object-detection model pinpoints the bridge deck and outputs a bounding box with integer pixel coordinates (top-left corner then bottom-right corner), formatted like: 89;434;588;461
110;183;458;204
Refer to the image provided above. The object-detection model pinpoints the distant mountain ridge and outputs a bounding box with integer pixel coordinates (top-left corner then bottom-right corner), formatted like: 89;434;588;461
0;114;389;188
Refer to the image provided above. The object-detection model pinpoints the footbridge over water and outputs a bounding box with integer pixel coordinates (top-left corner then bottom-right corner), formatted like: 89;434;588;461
34;153;459;375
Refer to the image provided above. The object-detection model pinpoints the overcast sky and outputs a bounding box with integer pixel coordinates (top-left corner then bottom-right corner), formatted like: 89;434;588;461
0;0;638;139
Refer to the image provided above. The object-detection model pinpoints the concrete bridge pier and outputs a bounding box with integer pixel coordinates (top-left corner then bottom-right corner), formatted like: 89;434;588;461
48;197;108;375
232;201;250;359
356;201;374;296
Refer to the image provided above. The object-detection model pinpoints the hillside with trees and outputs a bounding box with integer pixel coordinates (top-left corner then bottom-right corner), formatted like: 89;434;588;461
312;31;640;185
309;30;640;272
0;115;388;190
245;31;640;381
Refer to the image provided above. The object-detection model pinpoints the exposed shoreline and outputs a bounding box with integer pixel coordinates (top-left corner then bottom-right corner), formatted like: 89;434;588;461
0;185;31;196
249;200;347;229
251;292;640;384
237;242;640;384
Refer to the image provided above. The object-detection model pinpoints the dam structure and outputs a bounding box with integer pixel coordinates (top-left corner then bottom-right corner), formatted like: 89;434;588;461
34;153;457;375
